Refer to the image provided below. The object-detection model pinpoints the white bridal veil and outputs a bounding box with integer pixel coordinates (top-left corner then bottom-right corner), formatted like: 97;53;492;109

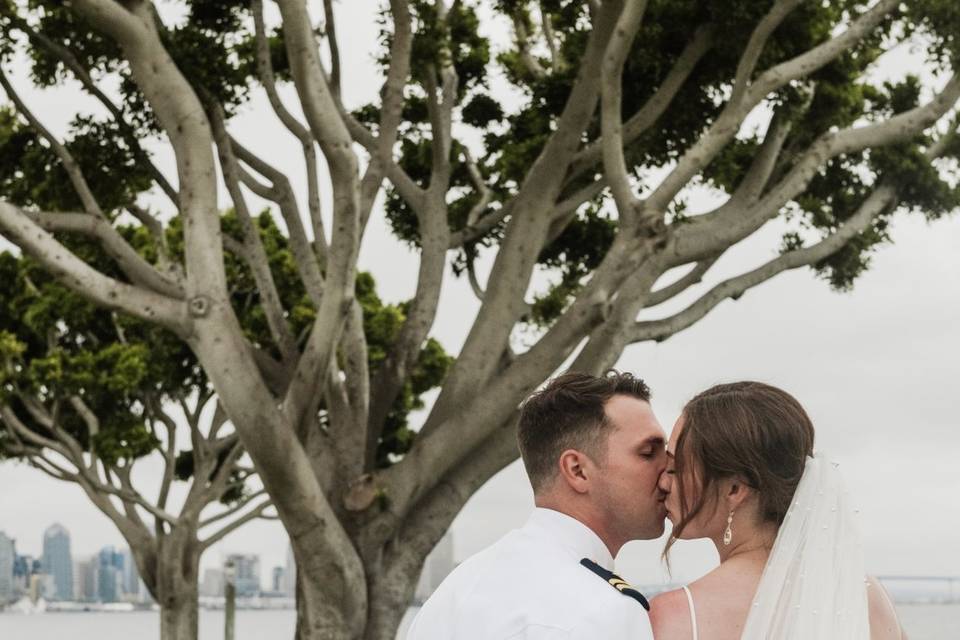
740;453;871;639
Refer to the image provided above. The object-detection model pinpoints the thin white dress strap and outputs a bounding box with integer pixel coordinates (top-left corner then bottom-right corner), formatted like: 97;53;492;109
681;585;699;640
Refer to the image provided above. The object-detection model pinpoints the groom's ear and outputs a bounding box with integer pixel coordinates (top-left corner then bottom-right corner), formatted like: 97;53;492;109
558;449;592;494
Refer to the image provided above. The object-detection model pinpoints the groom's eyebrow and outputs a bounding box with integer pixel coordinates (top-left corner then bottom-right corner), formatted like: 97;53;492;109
638;436;665;450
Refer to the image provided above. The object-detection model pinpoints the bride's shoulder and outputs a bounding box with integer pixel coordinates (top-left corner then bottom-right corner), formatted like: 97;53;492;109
866;576;906;640
648;588;694;640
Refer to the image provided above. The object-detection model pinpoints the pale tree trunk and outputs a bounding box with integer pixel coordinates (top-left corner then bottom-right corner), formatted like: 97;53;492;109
152;537;202;640
361;564;421;640
159;590;199;640
292;542;362;639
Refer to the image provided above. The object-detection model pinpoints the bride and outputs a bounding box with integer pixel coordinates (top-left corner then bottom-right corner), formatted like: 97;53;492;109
649;381;906;640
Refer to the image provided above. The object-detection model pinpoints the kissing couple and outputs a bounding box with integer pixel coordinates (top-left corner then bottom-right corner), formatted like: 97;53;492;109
407;371;906;639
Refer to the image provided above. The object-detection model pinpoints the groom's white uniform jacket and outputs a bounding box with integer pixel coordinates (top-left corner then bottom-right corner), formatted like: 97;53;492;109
406;508;654;639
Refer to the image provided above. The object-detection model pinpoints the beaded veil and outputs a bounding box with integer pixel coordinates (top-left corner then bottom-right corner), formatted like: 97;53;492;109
740;453;871;639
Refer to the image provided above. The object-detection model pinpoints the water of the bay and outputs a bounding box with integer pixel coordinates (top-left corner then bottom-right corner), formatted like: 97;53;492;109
0;604;955;639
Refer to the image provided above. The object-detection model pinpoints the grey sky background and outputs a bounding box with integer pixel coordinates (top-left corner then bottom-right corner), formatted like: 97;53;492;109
1;1;958;588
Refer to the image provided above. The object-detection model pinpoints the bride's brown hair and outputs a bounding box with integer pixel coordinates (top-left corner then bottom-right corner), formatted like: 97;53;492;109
664;381;815;557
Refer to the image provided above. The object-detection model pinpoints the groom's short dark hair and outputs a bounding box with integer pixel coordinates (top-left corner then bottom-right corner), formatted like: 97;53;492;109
517;370;651;492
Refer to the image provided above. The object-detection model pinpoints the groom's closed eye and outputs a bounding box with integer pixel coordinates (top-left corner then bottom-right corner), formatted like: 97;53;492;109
636;437;665;458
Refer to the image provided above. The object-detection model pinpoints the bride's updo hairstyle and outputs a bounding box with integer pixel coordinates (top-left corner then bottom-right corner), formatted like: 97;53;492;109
666;381;815;553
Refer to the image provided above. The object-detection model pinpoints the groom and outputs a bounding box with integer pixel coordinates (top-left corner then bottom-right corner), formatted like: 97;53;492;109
407;371;668;639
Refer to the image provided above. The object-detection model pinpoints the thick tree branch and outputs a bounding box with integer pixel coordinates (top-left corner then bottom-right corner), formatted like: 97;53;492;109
210;105;299;364
114;463;152;534
730;0;805;105
276;0;356;177
375;0;413;172
599;0;649;217
566;24;713;183
541;5;563;73
72;0;226;298
424;62;458;193
0;202;190;334
326;301;370;481
644;256;721;308
23;210;184;299
726;109;796;206
251;0;328;261
344;116;427;221
230;137;326;305
1;403;72;458
746;0;901;105
569;255;663;371
322;0;342;98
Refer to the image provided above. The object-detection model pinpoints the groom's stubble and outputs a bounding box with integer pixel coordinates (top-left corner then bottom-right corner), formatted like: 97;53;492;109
588;395;668;553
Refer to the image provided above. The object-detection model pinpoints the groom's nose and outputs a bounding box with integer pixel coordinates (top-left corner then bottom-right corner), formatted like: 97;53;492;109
657;469;672;493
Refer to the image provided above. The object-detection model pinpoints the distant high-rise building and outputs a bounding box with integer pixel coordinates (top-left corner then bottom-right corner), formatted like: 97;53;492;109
414;530;454;603
283;543;296;597
97;546;124;602
14;553;36;595
76;557;98;602
13;554;29;580
42;523;74;601
28;574;44;604
225;554;260;597
120;548;140;600
0;531;15;603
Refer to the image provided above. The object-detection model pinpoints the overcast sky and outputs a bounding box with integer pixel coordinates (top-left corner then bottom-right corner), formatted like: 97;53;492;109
1;2;958;589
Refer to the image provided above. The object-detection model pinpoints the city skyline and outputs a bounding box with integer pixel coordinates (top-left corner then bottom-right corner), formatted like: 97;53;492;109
0;522;146;604
1;520;302;597
1;520;459;605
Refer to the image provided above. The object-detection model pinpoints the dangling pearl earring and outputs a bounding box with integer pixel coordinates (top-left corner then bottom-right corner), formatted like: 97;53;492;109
723;511;734;546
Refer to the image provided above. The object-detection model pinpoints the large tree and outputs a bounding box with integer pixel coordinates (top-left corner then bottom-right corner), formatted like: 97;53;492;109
1;1;959;638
